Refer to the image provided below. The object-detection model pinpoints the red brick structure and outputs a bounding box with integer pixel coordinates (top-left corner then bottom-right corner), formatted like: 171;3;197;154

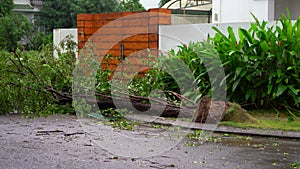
77;8;171;74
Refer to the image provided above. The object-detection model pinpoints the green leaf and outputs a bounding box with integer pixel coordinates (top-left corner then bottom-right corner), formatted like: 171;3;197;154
239;28;253;44
260;41;270;51
88;113;105;120
220;73;231;87
251;13;260;26
232;78;241;92
240;70;247;77
276;85;288;97
267;84;273;95
229;50;241;56
277;69;284;78
249;56;260;60
235;67;243;76
288;85;298;95
212;26;228;39
254;79;265;88
228;26;237;45
238;28;245;41
254;62;260;69
288;50;296;56
246;89;254;101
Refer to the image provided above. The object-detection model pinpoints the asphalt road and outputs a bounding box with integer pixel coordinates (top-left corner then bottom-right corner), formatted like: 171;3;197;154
0;114;299;169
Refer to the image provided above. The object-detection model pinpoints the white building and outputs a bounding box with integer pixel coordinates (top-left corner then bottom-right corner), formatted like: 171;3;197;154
13;0;42;23
212;0;300;23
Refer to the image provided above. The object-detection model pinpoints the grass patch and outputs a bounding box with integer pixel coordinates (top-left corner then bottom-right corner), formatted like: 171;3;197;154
220;109;300;131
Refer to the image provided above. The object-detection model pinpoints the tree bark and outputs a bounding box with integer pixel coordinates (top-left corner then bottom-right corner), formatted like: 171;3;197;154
96;98;195;118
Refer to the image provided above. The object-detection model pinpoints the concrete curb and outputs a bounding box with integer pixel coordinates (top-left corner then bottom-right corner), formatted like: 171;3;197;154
125;114;300;139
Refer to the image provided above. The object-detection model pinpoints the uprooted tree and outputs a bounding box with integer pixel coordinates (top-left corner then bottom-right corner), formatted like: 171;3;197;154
1;13;299;121
0;36;255;123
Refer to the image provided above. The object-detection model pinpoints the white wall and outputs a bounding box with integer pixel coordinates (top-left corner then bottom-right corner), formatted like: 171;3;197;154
160;22;247;52
213;0;253;23
212;0;299;23
53;29;78;58
159;21;280;52
252;0;274;21
14;0;30;4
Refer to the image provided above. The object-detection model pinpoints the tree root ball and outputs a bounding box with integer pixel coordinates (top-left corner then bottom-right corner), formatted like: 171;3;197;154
195;96;258;124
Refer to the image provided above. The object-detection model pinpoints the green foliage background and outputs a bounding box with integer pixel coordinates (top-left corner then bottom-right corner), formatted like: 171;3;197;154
0;0;34;52
39;0;145;32
116;0;145;12
0;14;32;52
0;0;13;17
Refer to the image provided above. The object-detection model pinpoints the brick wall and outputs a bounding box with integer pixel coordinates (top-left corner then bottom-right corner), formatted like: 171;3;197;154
77;8;171;75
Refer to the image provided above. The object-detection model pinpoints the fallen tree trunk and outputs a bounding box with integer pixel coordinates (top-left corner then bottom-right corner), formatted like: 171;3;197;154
59;90;256;123
95;99;195;118
94;96;256;124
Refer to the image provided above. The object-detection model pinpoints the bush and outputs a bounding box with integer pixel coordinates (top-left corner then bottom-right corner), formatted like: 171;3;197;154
210;13;300;113
26;32;53;51
0;14;32;52
165;42;225;101
0;39;75;115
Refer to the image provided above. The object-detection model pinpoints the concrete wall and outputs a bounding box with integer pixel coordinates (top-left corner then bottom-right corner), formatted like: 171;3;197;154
53;28;78;58
159;21;280;52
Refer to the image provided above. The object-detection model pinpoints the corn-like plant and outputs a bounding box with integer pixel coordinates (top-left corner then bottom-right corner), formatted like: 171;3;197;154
210;12;300;115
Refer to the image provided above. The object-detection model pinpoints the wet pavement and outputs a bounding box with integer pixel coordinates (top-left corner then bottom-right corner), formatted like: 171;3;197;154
0;114;299;169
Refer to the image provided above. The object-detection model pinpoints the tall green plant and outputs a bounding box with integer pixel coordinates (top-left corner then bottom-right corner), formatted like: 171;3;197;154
210;13;300;113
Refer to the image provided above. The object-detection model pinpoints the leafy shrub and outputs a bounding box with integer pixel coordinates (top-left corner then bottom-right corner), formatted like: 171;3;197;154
210;13;300;113
26;32;53;51
0;13;32;52
165;42;225;101
93;52;182;106
0;37;75;116
122;42;221;107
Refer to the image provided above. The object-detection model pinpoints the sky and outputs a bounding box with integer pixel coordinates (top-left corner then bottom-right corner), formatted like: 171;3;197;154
140;0;160;9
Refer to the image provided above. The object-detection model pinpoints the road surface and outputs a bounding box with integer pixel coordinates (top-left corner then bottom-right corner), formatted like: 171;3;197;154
0;114;299;169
